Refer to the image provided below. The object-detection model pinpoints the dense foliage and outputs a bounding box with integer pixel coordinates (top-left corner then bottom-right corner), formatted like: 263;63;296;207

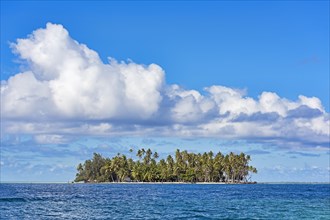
75;149;257;183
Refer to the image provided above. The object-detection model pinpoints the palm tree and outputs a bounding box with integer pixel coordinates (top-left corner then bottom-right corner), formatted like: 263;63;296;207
132;161;142;182
153;152;159;160
100;160;116;182
214;152;224;182
144;149;152;165
166;155;175;182
75;163;85;182
158;159;168;182
136;148;145;160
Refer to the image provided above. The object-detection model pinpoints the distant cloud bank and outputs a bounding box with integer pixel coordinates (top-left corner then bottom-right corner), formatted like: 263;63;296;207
1;23;329;150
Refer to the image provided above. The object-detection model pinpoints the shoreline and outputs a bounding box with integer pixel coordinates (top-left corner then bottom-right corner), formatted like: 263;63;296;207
1;181;329;184
74;181;246;185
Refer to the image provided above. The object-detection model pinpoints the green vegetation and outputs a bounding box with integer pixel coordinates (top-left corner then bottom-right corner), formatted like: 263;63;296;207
75;149;257;183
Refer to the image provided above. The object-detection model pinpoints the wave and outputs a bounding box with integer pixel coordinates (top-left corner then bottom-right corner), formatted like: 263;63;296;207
0;197;28;202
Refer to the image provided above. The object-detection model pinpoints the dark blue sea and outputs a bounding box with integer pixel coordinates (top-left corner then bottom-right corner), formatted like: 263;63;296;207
1;183;329;219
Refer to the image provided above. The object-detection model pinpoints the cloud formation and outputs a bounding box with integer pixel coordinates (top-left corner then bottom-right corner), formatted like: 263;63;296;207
1;23;329;150
4;23;164;121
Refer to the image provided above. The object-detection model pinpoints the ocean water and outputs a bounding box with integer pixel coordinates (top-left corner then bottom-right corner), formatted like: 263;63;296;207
0;183;329;219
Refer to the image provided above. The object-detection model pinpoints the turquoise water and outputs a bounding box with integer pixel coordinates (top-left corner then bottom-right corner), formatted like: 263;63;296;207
1;183;329;219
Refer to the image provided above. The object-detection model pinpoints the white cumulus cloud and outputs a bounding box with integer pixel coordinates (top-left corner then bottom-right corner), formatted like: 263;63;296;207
3;23;164;121
1;23;329;150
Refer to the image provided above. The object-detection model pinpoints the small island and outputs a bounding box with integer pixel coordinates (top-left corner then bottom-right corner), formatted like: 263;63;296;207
75;149;257;184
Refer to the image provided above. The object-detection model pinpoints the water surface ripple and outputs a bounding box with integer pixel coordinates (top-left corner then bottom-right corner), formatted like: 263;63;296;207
1;183;329;219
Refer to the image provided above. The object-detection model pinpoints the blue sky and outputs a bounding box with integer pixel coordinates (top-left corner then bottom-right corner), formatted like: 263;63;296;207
1;1;329;182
